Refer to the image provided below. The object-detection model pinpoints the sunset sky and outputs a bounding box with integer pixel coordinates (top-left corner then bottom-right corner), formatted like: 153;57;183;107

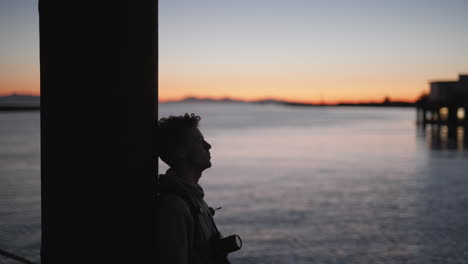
1;0;468;103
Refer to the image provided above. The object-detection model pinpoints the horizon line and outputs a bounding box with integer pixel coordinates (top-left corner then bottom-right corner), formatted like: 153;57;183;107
0;93;419;105
158;95;419;105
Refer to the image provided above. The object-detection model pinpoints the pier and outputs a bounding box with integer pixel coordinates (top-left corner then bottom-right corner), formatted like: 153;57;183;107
416;74;468;127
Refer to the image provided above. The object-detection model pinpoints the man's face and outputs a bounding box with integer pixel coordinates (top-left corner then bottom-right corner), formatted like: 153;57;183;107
181;127;212;171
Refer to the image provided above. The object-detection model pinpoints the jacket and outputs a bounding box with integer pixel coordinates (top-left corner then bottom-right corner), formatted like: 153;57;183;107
158;169;229;264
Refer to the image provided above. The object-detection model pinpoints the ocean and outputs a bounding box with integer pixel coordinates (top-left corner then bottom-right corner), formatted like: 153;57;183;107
1;104;468;263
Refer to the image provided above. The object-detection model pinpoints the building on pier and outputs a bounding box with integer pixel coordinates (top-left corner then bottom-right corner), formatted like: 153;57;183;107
416;74;468;127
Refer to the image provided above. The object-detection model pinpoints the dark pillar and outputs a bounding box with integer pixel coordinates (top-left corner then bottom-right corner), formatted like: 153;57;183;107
448;125;457;139
39;1;157;263
447;105;457;139
465;115;468;147
464;106;468;148
416;107;421;124
434;108;440;125
422;107;427;127
429;124;439;150
448;105;458;125
463;105;468;126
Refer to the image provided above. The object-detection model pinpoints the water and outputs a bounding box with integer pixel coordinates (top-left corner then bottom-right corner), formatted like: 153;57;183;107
0;112;41;263
2;105;468;263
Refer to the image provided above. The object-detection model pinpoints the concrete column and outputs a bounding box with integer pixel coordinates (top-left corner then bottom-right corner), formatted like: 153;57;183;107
39;1;158;263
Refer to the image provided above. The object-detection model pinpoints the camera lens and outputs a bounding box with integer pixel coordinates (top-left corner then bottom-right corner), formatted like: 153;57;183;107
234;235;242;249
218;234;242;254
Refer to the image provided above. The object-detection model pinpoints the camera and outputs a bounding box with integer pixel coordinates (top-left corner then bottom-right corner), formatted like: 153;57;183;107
212;234;242;263
216;234;242;255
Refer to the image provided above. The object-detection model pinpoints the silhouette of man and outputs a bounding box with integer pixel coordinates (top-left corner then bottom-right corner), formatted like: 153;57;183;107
157;113;232;264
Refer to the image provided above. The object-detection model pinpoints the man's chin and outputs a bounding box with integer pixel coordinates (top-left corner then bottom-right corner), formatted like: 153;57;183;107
197;163;211;172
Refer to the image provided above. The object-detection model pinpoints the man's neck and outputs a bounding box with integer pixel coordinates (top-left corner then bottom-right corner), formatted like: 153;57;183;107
172;167;202;185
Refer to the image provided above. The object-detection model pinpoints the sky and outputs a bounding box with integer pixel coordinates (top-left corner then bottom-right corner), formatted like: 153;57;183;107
1;0;467;103
0;0;39;97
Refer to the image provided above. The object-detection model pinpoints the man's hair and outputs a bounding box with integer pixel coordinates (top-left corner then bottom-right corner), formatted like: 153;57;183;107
157;113;201;167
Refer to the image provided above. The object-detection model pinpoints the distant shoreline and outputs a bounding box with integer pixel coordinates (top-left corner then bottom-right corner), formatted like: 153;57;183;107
282;102;415;108
0;103;416;112
0;106;40;111
162;97;416;108
0;95;40;111
0;95;416;111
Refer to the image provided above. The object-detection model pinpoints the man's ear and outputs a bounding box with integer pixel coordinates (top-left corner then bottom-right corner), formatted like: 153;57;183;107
174;146;186;160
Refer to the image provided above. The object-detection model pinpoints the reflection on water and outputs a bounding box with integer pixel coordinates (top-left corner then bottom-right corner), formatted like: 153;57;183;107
458;127;464;151
159;105;468;264
418;124;468;152
2;107;468;264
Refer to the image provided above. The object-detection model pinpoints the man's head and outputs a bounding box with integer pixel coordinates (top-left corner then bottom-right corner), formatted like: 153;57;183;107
158;113;212;171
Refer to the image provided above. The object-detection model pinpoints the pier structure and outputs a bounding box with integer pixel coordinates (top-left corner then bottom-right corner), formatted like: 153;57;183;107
416;74;468;128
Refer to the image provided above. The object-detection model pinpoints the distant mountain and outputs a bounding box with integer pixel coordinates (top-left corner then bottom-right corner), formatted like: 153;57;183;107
162;97;292;105
0;94;40;110
160;97;415;107
337;101;415;107
0;95;413;110
177;97;248;104
162;97;246;104
252;99;293;105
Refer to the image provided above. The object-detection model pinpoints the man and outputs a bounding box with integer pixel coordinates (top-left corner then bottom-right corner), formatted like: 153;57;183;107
157;113;234;264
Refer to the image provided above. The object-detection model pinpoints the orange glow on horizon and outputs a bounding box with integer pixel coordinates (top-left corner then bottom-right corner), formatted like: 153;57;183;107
0;82;421;105
0;74;40;96
158;95;419;105
0;86;40;97
0;90;40;96
158;72;425;104
0;73;425;104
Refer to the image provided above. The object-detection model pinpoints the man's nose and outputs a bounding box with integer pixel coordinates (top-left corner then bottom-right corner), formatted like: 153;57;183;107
204;141;211;150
